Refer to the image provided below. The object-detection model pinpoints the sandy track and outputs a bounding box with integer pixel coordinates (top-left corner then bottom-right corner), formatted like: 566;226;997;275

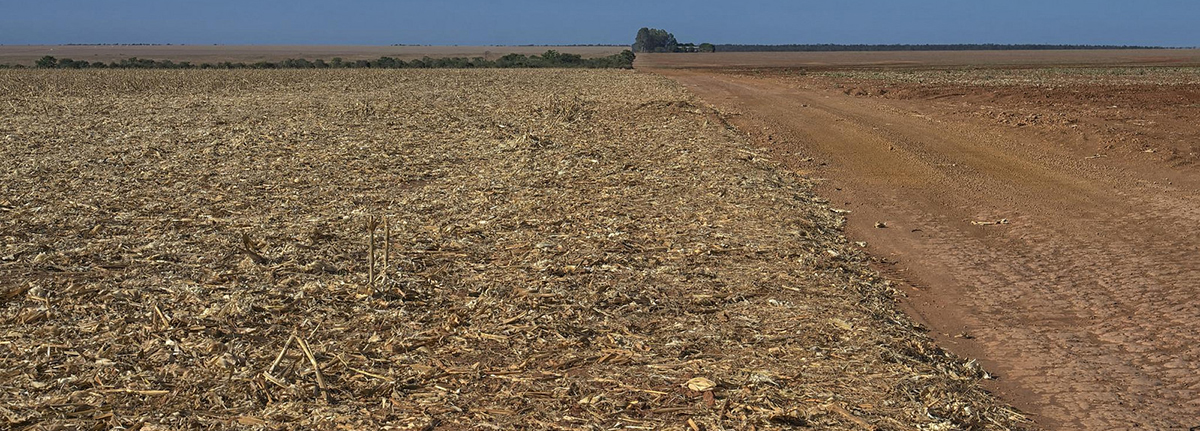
650;69;1200;430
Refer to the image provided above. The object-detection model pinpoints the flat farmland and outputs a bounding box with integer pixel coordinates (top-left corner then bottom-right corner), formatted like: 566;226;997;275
644;53;1200;430
0;45;627;66
638;49;1200;69
0;69;1025;430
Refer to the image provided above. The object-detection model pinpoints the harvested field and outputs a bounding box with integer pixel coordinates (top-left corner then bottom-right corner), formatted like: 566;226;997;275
0;45;627;67
803;67;1200;166
648;63;1200;430
0;69;1026;430
636;49;1200;70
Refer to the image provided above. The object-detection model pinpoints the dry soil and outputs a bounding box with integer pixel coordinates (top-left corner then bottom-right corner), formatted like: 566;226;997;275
645;62;1200;430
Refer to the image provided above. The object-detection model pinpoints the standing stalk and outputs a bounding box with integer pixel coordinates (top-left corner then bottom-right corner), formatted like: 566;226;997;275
383;216;390;285
367;216;377;290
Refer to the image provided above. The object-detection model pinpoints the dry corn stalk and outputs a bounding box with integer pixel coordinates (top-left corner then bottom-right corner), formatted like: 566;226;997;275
383;216;390;284
367;215;377;290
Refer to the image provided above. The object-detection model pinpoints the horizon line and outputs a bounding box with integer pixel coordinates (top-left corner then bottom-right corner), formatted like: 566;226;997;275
2;43;1195;49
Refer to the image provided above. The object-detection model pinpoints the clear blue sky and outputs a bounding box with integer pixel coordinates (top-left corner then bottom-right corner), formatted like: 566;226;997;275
1;0;1196;46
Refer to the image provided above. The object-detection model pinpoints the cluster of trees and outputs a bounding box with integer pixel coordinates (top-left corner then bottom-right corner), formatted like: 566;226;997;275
13;50;636;70
633;28;715;53
633;28;678;53
713;44;1167;52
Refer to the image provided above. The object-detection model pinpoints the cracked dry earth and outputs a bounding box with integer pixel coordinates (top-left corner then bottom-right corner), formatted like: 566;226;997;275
650;68;1200;430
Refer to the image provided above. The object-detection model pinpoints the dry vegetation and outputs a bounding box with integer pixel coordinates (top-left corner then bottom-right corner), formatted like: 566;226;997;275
1;69;1026;430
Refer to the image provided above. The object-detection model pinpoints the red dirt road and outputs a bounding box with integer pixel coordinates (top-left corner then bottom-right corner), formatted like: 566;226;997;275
650;68;1200;430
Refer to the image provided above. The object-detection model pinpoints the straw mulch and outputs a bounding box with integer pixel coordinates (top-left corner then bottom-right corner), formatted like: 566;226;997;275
0;69;1030;430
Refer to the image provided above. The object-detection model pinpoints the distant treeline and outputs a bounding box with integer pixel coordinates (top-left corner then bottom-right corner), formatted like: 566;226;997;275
1;50;636;69
713;44;1167;52
59;43;177;46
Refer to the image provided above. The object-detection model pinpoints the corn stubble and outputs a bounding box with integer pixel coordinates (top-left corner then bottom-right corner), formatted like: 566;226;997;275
0;69;1029;430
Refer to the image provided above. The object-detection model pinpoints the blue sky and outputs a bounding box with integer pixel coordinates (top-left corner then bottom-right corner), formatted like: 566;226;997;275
0;0;1196;46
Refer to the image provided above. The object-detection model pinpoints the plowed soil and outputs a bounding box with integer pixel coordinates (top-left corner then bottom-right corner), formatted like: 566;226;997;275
645;64;1200;430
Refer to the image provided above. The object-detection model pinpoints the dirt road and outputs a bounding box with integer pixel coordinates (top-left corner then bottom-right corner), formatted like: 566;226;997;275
650;69;1200;430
